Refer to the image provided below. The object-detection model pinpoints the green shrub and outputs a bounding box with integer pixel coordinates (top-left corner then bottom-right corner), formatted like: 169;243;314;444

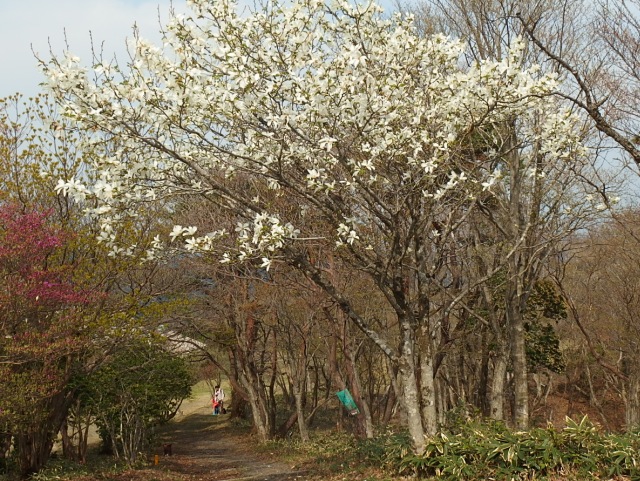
379;415;640;480
261;415;640;480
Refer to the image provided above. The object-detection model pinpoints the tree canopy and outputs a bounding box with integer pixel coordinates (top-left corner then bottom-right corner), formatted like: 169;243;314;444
40;0;611;453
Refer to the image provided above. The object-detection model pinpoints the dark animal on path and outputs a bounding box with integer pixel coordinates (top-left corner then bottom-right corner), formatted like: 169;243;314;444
163;443;173;456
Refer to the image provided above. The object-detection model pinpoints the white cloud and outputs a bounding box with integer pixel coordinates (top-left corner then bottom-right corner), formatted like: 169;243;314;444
0;0;185;98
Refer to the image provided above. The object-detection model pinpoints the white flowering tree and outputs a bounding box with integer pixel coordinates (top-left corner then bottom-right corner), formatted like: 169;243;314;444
44;0;592;452
398;0;616;429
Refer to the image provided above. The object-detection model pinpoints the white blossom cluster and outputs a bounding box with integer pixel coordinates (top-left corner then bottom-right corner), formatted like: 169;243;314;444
221;213;300;268
44;0;588;263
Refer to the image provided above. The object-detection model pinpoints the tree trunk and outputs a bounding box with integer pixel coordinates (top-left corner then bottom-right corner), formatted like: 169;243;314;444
293;390;309;442
61;418;73;461
419;344;437;435
622;358;640;430
381;359;399;426
16;427;56;478
625;374;640;429
238;366;273;441
399;323;426;453
400;362;425;453
326;316;374;438
16;391;73;478
342;339;374;438
226;349;250;419
490;352;508;421
478;333;490;416
507;298;529;429
230;283;276;441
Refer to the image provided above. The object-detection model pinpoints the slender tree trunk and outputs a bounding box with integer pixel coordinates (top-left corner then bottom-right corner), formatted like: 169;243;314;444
238;363;273;441
61;418;73;461
625;365;640;429
267;332;278;437
307;359;321;427
621;353;640;429
400;361;425;454
342;341;374;438
226;349;250;419
399;323;426;454
419;343;437;435
325;310;374;438
293;390;309;442
490;352;508;421
79;419;89;463
289;343;310;441
233;326;273;440
381;359;398;426
327;328;347;431
507;296;529;429
230;282;276;440
478;332;490;416
585;364;611;430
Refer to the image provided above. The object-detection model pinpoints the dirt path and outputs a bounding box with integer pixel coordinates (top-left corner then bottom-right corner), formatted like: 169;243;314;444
147;394;305;481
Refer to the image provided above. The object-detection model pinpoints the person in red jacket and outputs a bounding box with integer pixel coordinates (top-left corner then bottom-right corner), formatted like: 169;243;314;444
214;385;225;415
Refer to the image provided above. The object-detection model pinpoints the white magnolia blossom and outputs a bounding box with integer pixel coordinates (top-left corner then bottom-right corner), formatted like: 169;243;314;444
169;225;198;242
234;213;299;258
43;0;593;264
336;222;360;247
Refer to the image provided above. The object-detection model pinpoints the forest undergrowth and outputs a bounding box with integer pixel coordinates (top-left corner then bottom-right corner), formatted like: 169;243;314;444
11;390;640;481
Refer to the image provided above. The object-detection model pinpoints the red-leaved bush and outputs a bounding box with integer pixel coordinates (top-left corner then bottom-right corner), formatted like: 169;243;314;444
0;204;96;476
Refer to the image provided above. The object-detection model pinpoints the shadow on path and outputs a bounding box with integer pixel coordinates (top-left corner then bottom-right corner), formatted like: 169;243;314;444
152;402;305;481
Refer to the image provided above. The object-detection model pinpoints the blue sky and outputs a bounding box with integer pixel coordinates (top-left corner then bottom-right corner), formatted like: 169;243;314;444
0;0;397;100
0;0;184;98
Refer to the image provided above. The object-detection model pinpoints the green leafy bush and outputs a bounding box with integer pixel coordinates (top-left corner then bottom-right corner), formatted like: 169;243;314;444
262;415;640;480
378;415;640;480
74;342;193;465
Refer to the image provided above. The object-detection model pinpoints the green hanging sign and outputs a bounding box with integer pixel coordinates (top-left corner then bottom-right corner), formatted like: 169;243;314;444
336;389;360;415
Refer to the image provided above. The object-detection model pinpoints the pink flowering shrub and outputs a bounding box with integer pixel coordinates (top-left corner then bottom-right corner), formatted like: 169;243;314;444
0;204;96;476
